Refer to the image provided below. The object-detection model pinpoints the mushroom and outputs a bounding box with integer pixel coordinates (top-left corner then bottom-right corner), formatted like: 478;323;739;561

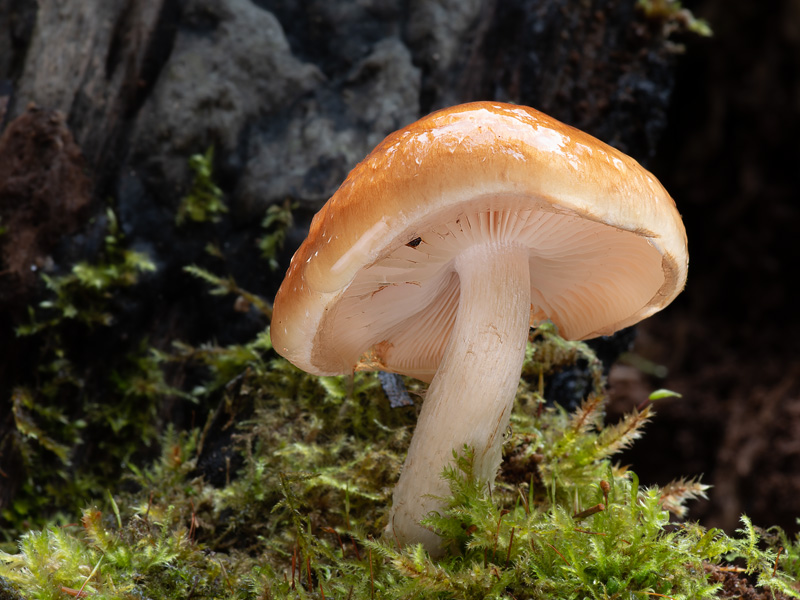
270;101;688;555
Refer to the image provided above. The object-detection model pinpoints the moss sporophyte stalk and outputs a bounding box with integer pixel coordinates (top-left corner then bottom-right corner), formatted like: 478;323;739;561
3;321;800;598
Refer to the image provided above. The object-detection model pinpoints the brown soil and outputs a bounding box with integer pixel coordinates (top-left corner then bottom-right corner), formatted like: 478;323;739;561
706;564;798;600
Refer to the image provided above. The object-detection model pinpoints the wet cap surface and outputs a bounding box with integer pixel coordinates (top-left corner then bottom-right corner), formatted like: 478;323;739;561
271;101;688;379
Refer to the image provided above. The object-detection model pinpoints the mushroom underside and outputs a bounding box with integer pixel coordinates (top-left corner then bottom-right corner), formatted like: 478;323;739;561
317;200;665;380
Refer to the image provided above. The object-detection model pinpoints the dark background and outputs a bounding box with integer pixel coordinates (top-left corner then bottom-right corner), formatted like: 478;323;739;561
620;0;800;532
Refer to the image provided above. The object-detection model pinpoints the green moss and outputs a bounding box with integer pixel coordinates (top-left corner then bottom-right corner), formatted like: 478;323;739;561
176;147;228;226
183;264;273;321
16;208;155;336
3;324;800;598
637;0;713;38
259;200;295;271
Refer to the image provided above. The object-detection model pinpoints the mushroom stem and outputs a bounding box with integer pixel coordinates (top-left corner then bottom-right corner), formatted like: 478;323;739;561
387;241;531;554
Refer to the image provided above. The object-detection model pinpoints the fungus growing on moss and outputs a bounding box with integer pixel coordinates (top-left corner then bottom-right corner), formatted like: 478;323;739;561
270;101;688;555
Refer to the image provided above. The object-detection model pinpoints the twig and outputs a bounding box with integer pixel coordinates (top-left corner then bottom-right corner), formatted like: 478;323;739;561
573;503;605;521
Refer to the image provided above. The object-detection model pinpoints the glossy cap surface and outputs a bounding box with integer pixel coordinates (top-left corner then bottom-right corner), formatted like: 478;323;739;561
271;102;688;378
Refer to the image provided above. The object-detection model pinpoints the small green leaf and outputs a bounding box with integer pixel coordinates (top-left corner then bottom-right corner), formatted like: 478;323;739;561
649;388;682;401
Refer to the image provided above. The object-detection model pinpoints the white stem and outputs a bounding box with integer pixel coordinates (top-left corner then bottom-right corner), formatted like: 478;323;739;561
386;242;531;555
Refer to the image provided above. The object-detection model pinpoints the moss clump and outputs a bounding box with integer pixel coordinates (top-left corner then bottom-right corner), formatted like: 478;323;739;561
259;200;295;272
3;321;800;599
15;208;155;336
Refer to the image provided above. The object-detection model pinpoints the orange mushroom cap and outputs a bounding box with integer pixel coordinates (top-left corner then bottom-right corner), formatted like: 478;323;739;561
271;101;688;380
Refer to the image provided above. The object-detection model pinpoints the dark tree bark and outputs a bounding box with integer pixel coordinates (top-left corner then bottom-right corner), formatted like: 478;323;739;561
10;0;178;189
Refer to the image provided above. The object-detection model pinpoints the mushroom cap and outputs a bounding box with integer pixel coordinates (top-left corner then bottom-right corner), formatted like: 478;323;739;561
271;102;688;380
